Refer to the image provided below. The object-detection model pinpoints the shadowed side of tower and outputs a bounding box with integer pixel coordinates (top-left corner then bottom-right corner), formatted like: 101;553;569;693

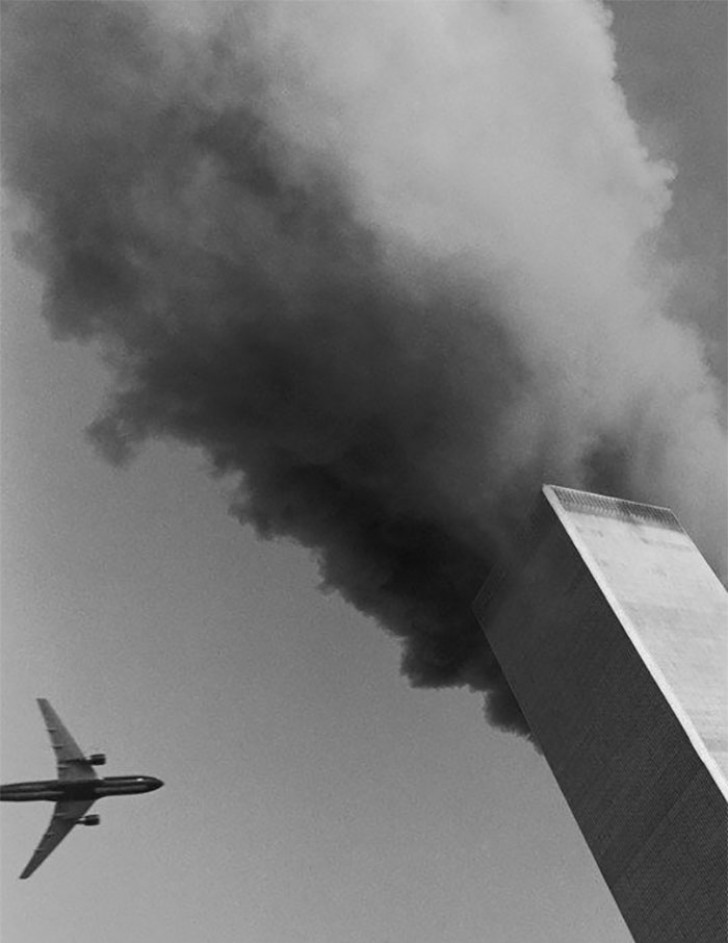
474;486;727;943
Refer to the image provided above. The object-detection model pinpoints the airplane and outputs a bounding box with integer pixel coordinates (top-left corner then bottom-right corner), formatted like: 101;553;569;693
0;698;163;879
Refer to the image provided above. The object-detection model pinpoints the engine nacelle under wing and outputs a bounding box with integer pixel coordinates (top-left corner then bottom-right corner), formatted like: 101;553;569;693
79;814;100;826
88;753;106;766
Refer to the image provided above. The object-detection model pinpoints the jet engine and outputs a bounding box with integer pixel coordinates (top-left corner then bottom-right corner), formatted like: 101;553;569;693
88;753;106;766
79;815;100;826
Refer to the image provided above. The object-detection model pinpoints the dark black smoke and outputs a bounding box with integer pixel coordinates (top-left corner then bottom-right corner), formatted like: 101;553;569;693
2;2;725;735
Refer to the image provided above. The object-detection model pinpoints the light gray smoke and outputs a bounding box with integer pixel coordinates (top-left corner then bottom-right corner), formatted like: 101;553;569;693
2;2;725;734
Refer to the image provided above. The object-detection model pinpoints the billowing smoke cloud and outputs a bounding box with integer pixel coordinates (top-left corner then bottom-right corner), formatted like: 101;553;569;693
2;2;725;734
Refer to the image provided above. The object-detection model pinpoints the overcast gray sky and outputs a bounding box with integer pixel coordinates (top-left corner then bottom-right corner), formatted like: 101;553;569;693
1;4;725;943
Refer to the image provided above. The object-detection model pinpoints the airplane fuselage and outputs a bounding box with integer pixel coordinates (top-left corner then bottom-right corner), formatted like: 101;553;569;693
1;775;163;803
4;699;165;878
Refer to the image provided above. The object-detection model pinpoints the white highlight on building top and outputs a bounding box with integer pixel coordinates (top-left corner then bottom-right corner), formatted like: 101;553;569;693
544;485;728;796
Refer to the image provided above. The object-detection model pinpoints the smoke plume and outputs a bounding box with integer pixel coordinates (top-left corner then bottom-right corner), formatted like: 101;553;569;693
2;2;725;734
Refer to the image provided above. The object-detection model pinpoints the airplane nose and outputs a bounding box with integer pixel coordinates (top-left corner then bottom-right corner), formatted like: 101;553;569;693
152;777;164;790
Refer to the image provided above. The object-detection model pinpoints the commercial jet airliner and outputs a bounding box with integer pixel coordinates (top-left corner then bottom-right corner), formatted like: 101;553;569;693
1;698;163;879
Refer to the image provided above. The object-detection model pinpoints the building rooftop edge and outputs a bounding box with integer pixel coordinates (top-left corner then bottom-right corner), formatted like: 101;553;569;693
543;485;684;532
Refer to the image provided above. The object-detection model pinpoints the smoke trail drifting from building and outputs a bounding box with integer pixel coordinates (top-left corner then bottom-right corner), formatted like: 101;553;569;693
2;2;725;733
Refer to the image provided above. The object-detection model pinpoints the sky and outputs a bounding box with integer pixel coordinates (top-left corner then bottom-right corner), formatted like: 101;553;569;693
1;3;725;943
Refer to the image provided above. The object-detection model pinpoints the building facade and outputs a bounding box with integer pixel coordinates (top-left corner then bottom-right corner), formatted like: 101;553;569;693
474;486;727;943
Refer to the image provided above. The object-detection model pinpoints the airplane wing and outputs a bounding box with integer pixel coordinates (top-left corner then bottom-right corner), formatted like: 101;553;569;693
37;698;97;781
19;798;96;879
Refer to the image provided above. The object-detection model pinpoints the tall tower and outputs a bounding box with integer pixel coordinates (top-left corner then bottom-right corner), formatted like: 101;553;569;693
474;486;727;943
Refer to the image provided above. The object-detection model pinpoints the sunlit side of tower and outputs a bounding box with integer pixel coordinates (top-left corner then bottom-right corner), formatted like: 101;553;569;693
474;486;727;943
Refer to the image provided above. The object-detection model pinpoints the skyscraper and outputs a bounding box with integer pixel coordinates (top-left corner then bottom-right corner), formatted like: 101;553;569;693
474;486;727;943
